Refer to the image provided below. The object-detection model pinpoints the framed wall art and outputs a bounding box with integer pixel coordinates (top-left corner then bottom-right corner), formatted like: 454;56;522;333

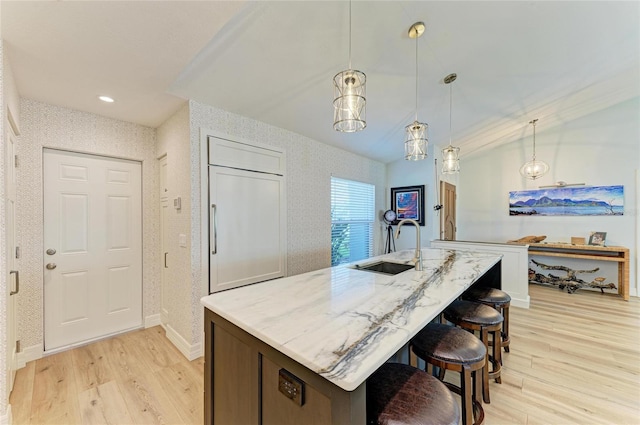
390;185;425;226
509;185;624;216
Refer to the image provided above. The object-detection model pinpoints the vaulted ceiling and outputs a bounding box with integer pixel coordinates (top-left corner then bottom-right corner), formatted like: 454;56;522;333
2;1;638;163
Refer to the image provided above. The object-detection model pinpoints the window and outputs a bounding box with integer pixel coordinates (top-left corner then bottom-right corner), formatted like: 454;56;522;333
331;177;375;266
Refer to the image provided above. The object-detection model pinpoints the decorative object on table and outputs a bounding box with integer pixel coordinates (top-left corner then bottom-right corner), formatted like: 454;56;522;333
588;231;607;246
509;185;624;216
519;118;550;180
528;259;616;294
333;0;366;133
571;237;586;245
507;235;547;244
441;73;460;174
404;22;428;161
390;185;425;226
382;209;397;254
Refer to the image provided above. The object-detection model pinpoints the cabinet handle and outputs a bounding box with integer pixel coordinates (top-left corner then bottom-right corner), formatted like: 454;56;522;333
211;204;217;255
10;270;19;295
164;252;168;268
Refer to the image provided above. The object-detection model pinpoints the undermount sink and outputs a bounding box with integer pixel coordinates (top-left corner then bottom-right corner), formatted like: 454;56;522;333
352;261;414;275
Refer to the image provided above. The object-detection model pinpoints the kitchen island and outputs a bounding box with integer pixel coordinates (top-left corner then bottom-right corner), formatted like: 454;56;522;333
201;248;502;424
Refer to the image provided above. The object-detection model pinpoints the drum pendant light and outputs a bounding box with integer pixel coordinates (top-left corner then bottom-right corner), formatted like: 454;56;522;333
404;22;428;161
333;0;366;133
441;73;460;174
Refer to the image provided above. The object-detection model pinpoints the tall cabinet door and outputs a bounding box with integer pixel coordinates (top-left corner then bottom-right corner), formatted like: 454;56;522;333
209;166;286;292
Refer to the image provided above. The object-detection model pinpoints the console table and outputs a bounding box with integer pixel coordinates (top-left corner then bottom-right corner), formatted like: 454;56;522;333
527;243;629;300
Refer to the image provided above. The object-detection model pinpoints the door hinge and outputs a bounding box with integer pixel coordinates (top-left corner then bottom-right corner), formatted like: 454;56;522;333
15;246;20;259
16;340;21;353
14;155;18;168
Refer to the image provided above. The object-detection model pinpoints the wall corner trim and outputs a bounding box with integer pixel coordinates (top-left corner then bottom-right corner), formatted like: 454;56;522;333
16;343;44;368
165;324;203;361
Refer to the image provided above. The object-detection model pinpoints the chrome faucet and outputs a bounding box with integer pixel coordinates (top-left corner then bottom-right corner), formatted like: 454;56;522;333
394;219;423;271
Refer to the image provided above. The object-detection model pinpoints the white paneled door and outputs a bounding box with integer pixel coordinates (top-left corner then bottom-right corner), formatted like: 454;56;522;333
6;127;18;393
44;149;142;351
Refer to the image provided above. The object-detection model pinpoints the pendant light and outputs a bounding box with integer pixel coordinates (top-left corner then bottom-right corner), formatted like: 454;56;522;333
333;0;366;132
404;22;428;161
519;118;549;180
441;73;460;174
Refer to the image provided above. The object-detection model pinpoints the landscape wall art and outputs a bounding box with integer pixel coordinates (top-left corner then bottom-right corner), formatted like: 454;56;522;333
509;185;624;216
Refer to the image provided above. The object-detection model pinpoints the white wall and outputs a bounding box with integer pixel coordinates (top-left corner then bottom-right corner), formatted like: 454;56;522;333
15;99;160;356
457;98;639;296
386;144;440;251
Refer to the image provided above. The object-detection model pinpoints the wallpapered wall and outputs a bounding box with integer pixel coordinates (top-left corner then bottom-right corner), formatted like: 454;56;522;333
16;99;159;351
0;41;8;420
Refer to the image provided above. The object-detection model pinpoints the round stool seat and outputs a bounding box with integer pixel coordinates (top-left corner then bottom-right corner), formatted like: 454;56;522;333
445;299;503;327
463;287;511;353
367;362;460;425
464;287;511;305
411;323;486;425
412;322;486;365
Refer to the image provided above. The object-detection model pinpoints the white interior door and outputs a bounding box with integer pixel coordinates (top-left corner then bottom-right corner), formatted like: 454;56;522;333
44;149;142;351
6;128;18;393
209;166;286;292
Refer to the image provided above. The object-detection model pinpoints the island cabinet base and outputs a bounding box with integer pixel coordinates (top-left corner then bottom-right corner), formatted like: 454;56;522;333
204;309;366;425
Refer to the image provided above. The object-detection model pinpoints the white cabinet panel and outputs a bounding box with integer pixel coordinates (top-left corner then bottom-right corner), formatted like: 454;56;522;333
209;166;286;293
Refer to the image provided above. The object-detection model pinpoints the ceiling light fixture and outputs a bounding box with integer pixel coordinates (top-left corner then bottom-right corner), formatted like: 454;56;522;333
333;0;366;133
442;73;460;174
404;22;428;161
520;118;549;180
98;95;114;103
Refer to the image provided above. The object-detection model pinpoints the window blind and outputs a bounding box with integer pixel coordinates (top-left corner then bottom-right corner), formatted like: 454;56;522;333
331;177;375;266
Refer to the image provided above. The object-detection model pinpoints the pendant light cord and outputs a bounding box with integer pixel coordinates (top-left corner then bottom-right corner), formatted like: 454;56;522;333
414;33;418;122
530;119;538;160
348;0;352;70
448;81;453;146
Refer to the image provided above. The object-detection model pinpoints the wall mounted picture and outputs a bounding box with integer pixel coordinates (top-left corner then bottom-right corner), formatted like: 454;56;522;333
390;185;425;226
509;185;624;216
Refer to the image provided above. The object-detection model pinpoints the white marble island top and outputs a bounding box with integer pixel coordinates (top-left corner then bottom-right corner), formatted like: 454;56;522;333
201;248;501;392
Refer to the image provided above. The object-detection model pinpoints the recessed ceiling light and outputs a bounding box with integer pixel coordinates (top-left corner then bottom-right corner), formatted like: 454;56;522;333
98;95;114;103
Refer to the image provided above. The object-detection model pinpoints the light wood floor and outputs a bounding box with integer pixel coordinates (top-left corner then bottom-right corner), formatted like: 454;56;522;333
10;326;204;425
10;285;640;424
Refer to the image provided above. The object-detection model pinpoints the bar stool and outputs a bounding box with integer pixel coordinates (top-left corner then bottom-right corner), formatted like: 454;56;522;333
444;300;503;404
463;287;511;353
367;362;460;425
410;323;486;425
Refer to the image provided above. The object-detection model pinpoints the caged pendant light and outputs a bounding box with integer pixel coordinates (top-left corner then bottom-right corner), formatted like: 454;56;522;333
333;0;366;132
441;73;460;174
404;22;428;161
519;118;549;180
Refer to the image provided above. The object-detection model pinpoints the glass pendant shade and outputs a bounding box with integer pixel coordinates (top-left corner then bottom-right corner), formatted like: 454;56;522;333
333;69;367;132
520;118;549;180
519;159;549;180
404;121;428;161
441;145;460;174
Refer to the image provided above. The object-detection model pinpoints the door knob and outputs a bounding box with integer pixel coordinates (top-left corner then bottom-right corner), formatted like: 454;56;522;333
46;263;57;270
46;248;56;255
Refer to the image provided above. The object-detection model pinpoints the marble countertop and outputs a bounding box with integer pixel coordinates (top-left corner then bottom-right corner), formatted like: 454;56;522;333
201;248;501;391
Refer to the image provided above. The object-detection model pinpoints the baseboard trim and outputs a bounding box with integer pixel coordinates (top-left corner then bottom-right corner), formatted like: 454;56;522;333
144;313;162;328
165;324;203;361
1;404;12;425
16;343;43;368
510;294;530;309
